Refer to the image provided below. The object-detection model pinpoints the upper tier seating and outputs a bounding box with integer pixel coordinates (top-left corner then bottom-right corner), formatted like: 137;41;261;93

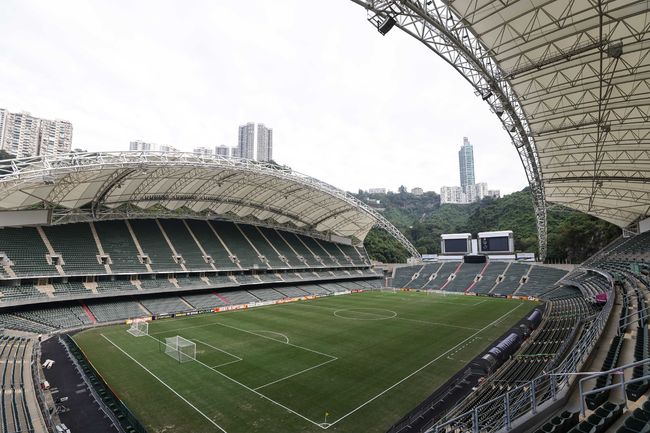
238;225;286;268
184;220;239;270
0;227;55;277
298;234;338;266
317;239;353;266
94;221;147;273
158;219;213;271
256;227;304;267
280;232;323;267
44;223;105;275
210;220;264;269
130;219;183;272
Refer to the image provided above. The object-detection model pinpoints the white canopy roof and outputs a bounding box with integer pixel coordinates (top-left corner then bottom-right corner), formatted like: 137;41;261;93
353;0;649;257
0;151;419;256
448;0;650;228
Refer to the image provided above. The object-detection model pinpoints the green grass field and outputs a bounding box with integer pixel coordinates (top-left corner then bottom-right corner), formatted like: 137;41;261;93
74;291;535;433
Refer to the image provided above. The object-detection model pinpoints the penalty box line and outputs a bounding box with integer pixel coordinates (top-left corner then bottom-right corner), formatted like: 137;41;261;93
143;333;328;430
193;339;243;368
100;334;229;433
324;302;526;429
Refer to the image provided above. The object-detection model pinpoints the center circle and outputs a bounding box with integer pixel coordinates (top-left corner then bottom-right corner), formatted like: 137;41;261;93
333;308;397;320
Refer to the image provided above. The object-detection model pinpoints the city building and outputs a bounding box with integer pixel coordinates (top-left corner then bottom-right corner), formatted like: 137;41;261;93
0;108;73;158
215;145;230;157
256;123;273;162
440;137;498;204
368;188;387;194
458;136;475;192
193;146;213;157
231;146;240;158
238;122;255;160
129;140;178;153
411;187;424;196
440;186;465;204
0;109;6;150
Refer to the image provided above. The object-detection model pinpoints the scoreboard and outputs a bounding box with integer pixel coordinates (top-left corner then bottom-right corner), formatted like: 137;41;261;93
441;233;472;255
477;231;514;254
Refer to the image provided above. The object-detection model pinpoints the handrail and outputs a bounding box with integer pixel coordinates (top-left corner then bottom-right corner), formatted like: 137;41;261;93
578;357;650;416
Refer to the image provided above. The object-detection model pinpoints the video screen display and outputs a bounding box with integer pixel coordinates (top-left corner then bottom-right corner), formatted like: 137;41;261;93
444;238;469;253
480;236;510;252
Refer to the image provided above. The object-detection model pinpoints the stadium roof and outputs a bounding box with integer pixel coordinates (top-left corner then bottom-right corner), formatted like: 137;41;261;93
354;0;649;258
0;151;420;257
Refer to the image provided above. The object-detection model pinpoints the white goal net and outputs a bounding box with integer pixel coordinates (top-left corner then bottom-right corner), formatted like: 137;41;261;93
127;319;148;337
164;336;196;363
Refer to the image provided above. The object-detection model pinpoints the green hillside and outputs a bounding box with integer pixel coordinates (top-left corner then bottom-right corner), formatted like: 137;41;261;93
358;188;620;263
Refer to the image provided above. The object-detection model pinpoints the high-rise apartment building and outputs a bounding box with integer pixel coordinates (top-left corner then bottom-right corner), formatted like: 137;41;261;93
0;109;73;158
256;123;273;162
458;136;475;192
231;147;240;158
129;140;178;153
238;122;255;160
215;145;230;157
38;118;74;157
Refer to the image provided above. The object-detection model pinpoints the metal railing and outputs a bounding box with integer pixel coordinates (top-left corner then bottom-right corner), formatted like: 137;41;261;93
430;291;614;432
578;358;650;416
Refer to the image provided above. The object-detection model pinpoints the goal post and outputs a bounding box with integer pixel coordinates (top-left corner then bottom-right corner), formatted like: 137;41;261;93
163;336;196;363
127;319;149;337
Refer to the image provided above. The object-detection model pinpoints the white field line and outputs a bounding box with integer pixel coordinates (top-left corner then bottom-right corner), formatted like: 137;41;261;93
252;330;290;344
212;322;337;360
325;302;526;429
101;334;228;433
193;339;243;368
143;334;326;429
297;301;482;331
254;357;338;391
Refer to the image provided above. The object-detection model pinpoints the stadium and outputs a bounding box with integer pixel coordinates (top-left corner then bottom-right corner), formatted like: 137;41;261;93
1;1;650;433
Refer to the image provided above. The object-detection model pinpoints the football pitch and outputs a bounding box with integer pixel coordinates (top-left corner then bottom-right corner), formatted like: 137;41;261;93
73;291;535;433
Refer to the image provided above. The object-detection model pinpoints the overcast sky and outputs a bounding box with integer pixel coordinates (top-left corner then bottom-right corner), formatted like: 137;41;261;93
0;0;527;194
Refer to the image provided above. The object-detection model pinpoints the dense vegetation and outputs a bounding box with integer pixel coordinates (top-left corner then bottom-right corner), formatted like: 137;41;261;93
358;187;620;264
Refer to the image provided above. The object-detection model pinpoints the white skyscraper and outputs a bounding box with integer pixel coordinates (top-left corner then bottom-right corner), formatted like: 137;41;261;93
256;123;273;162
458;136;475;192
0;109;71;158
238;122;255;160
